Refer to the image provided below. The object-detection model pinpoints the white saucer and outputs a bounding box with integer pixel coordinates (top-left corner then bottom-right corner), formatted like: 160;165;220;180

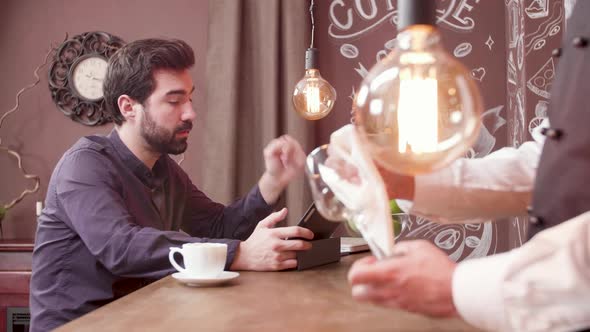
172;271;240;287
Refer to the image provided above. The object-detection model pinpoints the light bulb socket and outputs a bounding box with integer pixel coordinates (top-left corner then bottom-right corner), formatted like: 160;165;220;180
397;0;437;31
305;48;319;70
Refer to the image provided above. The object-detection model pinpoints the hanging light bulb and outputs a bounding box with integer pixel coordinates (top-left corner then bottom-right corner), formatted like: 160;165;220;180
293;49;337;120
354;0;483;175
292;0;337;120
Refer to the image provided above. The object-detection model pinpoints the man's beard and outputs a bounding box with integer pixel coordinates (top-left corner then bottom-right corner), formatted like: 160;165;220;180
140;108;193;155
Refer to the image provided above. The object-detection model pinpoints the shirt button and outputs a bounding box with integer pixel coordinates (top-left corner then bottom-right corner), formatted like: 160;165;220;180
529;216;543;226
540;127;563;139
551;48;561;57
526;205;533;214
572;36;588;48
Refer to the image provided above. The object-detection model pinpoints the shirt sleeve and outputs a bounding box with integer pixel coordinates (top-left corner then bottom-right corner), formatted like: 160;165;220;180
406;140;542;224
55;148;240;278
180;182;275;262
452;211;590;332
407;119;549;224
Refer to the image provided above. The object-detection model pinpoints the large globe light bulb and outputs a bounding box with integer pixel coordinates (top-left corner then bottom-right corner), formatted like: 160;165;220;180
293;48;337;120
354;0;483;175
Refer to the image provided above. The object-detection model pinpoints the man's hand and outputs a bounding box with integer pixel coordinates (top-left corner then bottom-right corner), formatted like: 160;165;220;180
230;208;314;271
347;240;458;318
258;135;306;204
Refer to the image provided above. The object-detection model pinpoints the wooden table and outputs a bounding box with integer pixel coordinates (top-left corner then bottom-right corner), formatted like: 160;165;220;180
58;253;480;332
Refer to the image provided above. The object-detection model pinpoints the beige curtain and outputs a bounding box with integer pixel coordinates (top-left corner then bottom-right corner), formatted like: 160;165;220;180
203;0;313;225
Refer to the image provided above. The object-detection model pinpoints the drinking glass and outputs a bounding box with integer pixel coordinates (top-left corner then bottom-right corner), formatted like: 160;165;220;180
305;144;390;259
391;212;411;240
345;212;410;241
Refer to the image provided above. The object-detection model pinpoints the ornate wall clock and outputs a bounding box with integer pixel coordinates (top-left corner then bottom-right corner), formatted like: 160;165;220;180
48;31;125;126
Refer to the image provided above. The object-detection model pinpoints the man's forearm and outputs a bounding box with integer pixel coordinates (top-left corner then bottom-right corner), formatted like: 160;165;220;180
258;172;283;205
452;212;590;332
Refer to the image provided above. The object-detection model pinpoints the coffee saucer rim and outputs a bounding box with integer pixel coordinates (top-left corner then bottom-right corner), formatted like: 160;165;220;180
172;271;240;284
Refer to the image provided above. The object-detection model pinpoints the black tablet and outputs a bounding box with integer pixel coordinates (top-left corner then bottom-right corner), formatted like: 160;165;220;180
296;202;341;240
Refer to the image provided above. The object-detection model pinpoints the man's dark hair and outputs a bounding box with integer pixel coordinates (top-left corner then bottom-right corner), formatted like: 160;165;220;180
103;38;195;125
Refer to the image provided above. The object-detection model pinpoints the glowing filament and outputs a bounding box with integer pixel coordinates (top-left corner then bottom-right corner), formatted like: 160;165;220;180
397;78;438;153
305;85;321;114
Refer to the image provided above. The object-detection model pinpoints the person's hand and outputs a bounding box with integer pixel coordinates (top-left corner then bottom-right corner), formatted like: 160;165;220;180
325;144;362;185
230;208;314;271
348;240;458;318
328;124;415;200
258;135;306;204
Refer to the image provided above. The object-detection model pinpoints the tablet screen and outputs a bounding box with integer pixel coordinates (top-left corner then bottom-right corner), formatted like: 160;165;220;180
297;203;341;239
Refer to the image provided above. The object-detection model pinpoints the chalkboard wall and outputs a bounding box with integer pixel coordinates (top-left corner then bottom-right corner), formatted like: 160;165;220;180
314;0;564;260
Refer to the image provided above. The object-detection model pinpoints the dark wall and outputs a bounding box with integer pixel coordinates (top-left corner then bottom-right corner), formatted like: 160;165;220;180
0;0;209;238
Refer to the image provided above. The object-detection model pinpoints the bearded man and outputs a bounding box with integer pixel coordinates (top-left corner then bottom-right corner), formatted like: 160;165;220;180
30;38;313;331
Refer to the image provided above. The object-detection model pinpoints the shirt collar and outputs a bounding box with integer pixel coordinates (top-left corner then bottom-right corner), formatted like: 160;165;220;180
107;129;169;188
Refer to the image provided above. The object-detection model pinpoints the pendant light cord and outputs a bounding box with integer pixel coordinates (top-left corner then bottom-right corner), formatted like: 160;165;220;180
309;0;315;48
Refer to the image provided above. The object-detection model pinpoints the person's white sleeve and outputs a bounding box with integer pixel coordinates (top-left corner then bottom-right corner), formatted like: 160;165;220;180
406;119;549;224
452;212;590;332
408;140;541;223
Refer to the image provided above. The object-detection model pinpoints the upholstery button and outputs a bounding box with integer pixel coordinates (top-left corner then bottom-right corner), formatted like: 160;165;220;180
529;216;543;226
572;36;588;48
540;127;563;139
551;48;562;57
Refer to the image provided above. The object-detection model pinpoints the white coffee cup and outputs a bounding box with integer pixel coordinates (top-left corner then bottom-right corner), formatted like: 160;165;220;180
168;243;227;278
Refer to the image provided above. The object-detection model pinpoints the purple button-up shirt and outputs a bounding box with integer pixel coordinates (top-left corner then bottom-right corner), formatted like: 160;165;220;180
30;130;273;331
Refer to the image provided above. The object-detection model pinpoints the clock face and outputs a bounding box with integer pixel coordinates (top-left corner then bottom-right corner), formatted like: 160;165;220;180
71;56;108;101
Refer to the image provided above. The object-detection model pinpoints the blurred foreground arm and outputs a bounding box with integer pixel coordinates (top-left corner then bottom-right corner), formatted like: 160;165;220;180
348;213;590;331
329;124;544;223
453;212;590;331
